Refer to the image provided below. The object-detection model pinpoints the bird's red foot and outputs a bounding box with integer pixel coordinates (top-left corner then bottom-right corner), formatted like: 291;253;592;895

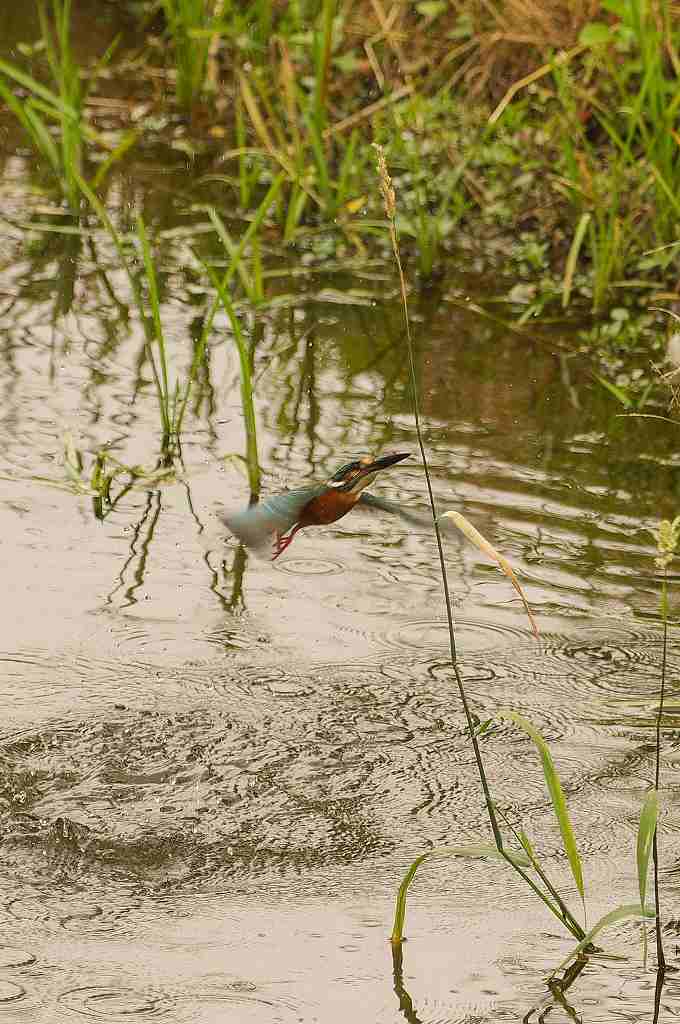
272;531;294;560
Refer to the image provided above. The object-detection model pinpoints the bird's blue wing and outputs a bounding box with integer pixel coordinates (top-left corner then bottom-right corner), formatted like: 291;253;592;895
223;484;325;551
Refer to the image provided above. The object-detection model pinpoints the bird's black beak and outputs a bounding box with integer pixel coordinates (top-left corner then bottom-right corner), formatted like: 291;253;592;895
357;451;410;479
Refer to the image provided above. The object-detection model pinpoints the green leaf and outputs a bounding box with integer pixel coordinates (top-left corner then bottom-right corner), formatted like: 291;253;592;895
0;56;76;119
208;208;254;299
637;789;658;967
448;13;473;39
333;51;361;74
391;844;530;943
601;0;626;15
593;374;632;409
416;0;447;18
497;711;585;910
519;830;536;860
562;212;590;309
553;904;655;975
579;22;613;46
90;130;138;190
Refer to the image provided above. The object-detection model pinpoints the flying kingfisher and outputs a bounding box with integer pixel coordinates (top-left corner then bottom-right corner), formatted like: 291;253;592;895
223;452;416;559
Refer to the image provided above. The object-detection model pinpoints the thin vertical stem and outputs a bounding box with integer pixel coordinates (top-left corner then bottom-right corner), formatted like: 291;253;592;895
653;959;665;1024
652;574;668;970
374;144;503;849
376;146;589;946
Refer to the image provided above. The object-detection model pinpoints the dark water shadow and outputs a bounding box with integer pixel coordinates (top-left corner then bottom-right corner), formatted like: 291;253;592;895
653;966;665;1024
392;940;669;1024
523;958;588;1023
106;488;160;607
391;943;423;1024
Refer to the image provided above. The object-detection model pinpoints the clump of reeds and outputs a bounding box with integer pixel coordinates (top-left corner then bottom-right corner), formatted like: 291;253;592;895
486;2;680;312
78;173;268;480
235;0;373;239
0;0;132;211
161;0;214;107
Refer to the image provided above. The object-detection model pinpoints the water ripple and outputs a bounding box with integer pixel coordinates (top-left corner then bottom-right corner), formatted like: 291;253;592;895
0;980;25;1003
58;985;173;1020
274;558;345;576
0;621;673;915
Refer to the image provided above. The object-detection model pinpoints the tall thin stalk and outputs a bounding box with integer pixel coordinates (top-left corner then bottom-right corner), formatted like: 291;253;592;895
373;144;503;851
650;516;679;974
653;572;669;972
373;146;594;935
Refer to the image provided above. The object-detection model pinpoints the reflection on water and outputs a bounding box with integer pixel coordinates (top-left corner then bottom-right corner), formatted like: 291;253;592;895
1;9;680;1022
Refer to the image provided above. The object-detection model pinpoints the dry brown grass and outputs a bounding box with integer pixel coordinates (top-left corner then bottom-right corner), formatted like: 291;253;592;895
471;0;601;46
339;0;603;102
330;0;679;124
462;0;602;97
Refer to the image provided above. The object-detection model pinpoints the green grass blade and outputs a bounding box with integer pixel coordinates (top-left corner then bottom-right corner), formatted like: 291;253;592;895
173;318;209;437
562;212;590;309
0;82;61;176
518;829;535;859
498;711;585;914
75;173;131;278
593;374;632;409
313;0;334;125
90;130;138;190
0;57;76;119
336;128;359;208
208;208;254;298
283;186;308;241
136;216;171;434
17;93;64;124
637;788;658;968
308;114;332;214
391;844;531;945
553;904;655;976
251;231;263;304
87;32;121;94
220;172;285;288
650;163;680;221
37;0;60;85
638;789;659;909
201;261;260;497
175;179;283;436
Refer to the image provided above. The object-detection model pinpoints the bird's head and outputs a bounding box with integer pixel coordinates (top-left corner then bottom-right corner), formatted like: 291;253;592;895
325;452;410;494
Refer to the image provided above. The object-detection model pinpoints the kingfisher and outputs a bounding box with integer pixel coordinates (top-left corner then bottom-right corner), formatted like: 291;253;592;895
223;452;416;559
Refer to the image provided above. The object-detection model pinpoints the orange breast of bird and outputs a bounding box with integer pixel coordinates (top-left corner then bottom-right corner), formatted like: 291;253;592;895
298;489;359;527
